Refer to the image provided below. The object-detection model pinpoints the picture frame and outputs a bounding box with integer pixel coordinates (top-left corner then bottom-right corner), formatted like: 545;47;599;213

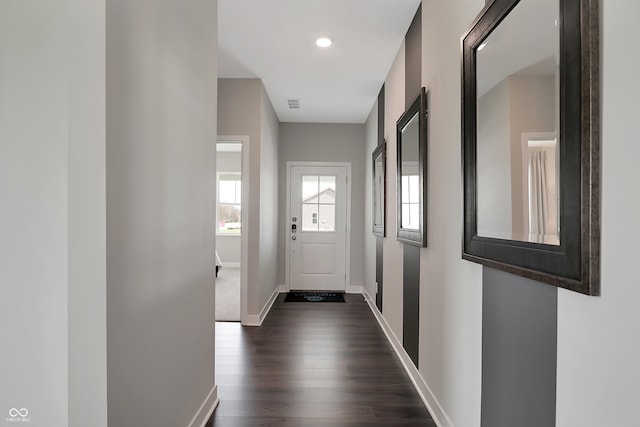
372;142;386;237
461;0;600;295
396;87;428;247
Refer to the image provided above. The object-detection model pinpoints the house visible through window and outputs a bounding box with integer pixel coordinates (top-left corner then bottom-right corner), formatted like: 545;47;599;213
301;175;336;232
218;173;241;235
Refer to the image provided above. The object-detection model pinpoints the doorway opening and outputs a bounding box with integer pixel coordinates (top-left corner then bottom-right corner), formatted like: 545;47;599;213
215;137;249;323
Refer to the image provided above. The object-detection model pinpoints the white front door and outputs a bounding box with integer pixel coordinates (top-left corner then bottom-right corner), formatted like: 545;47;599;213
287;163;349;291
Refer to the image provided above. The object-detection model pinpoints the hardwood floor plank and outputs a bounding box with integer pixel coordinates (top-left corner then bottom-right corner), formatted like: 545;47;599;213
208;294;435;426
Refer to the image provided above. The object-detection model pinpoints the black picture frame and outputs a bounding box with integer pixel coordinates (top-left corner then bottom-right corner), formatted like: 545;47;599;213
461;0;600;295
372;142;386;237
396;87;428;247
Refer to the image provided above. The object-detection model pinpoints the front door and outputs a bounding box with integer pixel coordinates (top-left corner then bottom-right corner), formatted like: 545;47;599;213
287;163;349;291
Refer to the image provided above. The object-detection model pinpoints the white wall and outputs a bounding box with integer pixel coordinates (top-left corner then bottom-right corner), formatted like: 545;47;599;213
365;2;486;426
382;43;406;340
106;1;218;427
556;2;640;425
0;2;107;426
218;79;280;319
419;3;485;425
67;1;108;426
277;123;367;291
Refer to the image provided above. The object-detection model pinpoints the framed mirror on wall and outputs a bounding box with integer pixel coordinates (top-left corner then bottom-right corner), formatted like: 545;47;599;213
397;87;428;247
461;0;600;295
372;142;386;237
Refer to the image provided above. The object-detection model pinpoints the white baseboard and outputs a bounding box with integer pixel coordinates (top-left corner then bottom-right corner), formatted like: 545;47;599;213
245;286;281;326
362;288;375;303
220;261;240;268
187;385;218;427
346;285;363;294
362;289;453;427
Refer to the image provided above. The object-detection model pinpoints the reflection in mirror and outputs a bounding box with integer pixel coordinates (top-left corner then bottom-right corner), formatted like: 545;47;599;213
373;160;383;225
397;87;427;246
373;145;385;233
475;0;560;245
400;113;420;230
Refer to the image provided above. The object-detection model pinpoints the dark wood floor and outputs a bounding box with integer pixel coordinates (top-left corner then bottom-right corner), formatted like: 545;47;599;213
207;293;436;427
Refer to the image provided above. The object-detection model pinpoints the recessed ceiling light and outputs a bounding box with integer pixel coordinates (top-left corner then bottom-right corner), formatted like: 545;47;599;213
315;37;332;48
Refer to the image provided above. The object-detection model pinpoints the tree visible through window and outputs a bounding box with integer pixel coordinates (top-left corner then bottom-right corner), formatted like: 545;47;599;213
218;173;241;234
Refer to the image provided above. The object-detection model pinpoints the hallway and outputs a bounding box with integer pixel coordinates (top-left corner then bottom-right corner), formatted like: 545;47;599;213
209;294;436;426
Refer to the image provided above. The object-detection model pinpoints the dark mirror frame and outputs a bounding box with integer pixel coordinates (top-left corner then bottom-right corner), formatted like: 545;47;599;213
397;87;428;247
461;0;600;295
372;142;387;237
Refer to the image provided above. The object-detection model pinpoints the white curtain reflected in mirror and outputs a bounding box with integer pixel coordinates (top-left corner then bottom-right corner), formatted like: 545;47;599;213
475;0;560;245
529;151;549;235
525;135;559;244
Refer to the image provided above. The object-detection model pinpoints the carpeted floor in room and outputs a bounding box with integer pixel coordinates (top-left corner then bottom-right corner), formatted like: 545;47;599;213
215;267;240;322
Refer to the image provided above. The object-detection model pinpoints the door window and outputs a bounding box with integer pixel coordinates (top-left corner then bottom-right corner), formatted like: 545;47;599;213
301;175;336;232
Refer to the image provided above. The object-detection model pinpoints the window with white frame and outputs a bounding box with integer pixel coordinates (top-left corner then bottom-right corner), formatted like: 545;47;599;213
217;173;241;235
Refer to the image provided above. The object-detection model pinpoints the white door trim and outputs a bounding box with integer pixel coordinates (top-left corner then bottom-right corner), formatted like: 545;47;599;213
217;135;249;325
285;161;351;292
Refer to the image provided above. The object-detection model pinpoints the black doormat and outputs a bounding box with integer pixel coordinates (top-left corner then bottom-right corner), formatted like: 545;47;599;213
284;292;345;303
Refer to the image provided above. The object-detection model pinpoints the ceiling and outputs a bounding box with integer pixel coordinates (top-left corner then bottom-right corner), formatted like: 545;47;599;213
218;0;421;124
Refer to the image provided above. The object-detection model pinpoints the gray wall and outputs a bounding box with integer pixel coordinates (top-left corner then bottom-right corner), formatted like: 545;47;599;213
106;1;218;427
278;123;366;291
482;268;557;427
218;79;280;318
259;85;281;306
0;2;107;426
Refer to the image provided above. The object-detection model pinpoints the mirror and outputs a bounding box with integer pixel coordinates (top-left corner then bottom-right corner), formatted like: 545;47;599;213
462;0;600;295
397;88;427;247
372;142;386;236
476;0;560;245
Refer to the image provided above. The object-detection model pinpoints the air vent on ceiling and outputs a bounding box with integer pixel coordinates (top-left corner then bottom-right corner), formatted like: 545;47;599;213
287;99;300;109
